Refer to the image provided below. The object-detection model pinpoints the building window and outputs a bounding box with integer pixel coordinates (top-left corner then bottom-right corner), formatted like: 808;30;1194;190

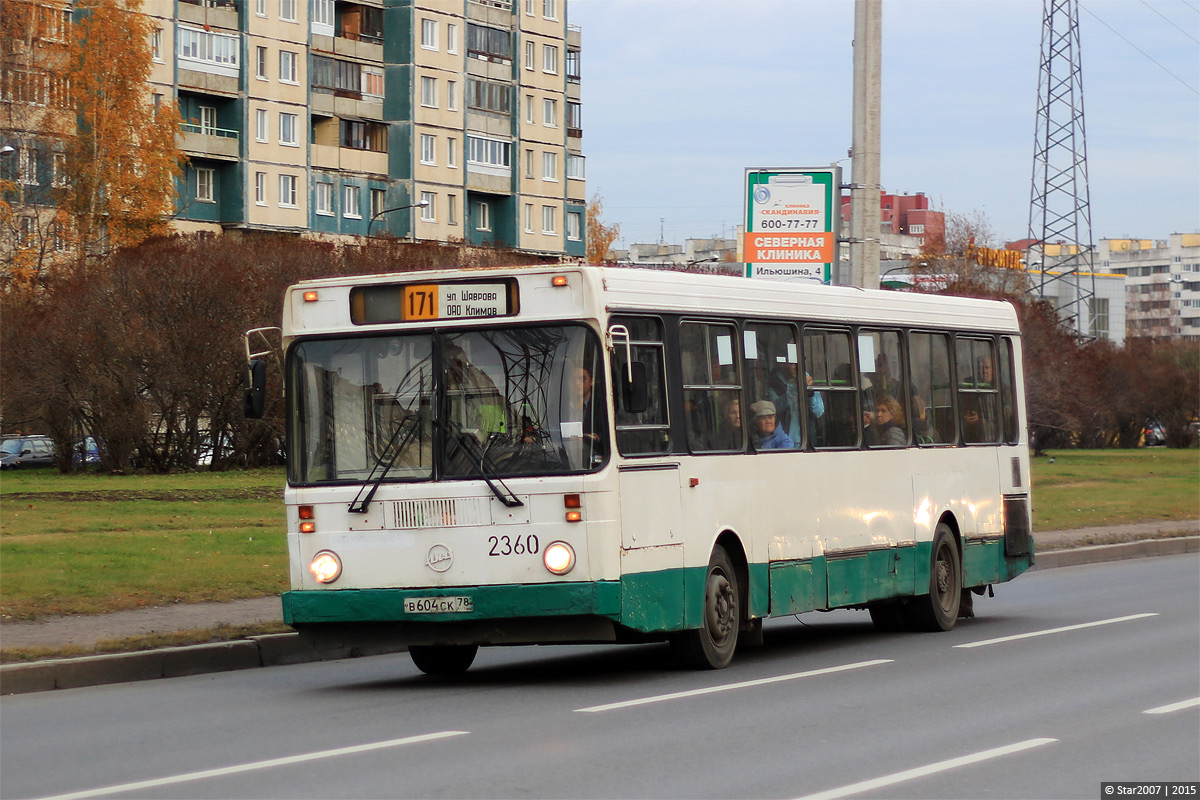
362;67;383;98
340;120;387;152
255;172;267;205
542;205;556;235
371;188;386;218
447;24;458;54
196;167;215;202
1088;297;1110;340
543;98;557;127
447;80;458;111
542;151;557;181
525;41;535;71
279;112;298;146
316;182;334;216
466;135;511;170
256;46;268;79
421;76;438;108
567;211;582;241
910;223;925;234
280;0;296;22
567;101;581;134
312;56;363;98
279;174;297;207
312;0;334;31
567;49;580;83
255;108;268;142
199;105;217;134
525;95;534;124
525;0;534;14
52;152;66;187
543;0;557;18
151;28;163;62
421;19;438;50
543;44;558;74
524;149;533;179
567;153;585;180
447;137;458;168
524;203;534;233
279;51;297;83
19;148;37;185
468;79;511;114
467;24;511;62
448;194;458;225
343;185;361;218
256;0;266;15
420;192;436;221
178;27;240;74
420;133;436;165
475;201;491;231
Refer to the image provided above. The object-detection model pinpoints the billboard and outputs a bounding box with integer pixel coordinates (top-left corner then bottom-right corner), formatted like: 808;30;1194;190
744;167;841;283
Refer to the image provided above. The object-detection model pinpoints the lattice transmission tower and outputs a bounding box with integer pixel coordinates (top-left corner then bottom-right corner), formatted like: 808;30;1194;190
1027;0;1097;337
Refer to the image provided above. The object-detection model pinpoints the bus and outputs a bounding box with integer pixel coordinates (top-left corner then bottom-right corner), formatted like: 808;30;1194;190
246;265;1033;674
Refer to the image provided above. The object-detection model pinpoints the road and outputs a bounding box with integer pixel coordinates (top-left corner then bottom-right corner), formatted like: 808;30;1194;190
2;555;1197;800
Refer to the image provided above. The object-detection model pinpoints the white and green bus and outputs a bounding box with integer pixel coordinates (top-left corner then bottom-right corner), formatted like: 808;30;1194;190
252;265;1033;673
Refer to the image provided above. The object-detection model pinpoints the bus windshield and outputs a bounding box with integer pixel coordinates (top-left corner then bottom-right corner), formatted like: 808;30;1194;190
289;324;607;485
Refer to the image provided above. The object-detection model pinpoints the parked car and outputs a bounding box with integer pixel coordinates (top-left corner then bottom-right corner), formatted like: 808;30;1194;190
1143;423;1166;447
0;435;57;469
72;436;101;466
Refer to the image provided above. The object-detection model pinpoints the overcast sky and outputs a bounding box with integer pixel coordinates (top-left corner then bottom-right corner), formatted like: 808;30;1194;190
568;0;1200;249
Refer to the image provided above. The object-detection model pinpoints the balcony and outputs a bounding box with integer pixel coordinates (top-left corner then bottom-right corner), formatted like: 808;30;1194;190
180;123;239;161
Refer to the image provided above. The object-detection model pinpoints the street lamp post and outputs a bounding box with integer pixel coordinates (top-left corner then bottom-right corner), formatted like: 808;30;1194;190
367;199;430;238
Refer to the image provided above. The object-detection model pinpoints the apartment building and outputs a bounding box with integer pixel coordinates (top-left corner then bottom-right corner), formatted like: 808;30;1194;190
1099;234;1200;340
4;0;585;259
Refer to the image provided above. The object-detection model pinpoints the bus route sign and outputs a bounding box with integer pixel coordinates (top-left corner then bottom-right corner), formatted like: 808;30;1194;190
744;167;841;284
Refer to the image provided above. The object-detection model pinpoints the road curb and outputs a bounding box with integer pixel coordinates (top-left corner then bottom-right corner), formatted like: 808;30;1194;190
3;537;1197;696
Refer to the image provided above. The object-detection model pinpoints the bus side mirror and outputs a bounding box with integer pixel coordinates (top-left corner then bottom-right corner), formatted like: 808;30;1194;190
244;359;267;419
621;361;649;414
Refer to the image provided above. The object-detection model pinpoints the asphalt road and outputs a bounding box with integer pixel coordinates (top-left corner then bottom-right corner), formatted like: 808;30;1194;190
1;554;1197;800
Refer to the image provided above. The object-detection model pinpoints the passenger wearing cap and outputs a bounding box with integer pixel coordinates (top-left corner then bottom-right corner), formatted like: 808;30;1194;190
749;400;795;450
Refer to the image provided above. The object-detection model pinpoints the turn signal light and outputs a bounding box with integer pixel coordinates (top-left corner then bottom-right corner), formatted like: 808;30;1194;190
303;290;319;302
551;275;568;287
565;511;582;523
564;494;581;509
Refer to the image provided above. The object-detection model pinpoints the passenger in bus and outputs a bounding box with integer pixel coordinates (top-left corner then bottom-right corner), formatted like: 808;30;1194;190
861;407;881;446
750;400;795;450
874;395;907;446
962;357;998;442
765;363;802;444
909;393;939;443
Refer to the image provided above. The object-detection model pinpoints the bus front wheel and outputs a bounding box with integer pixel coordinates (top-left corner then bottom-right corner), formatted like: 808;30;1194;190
903;524;961;631
673;546;740;669
409;644;478;675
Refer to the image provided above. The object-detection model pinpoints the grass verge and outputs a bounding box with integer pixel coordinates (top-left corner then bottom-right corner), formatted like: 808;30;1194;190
0;621;292;664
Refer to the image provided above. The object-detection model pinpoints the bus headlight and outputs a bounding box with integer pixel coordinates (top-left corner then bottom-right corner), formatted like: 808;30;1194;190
543;542;575;575
309;550;342;584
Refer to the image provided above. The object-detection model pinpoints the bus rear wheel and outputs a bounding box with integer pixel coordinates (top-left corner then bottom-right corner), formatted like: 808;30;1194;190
409;644;478;675
903;524;961;631
673;546;740;669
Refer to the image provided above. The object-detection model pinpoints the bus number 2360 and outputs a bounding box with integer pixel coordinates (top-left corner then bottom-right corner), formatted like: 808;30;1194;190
488;534;539;556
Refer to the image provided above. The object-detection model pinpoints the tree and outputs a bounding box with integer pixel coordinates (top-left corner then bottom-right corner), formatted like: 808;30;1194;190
586;193;620;264
62;0;183;261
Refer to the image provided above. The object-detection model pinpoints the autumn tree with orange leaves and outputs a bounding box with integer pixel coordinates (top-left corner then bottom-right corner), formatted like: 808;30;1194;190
62;0;183;262
586;193;620;264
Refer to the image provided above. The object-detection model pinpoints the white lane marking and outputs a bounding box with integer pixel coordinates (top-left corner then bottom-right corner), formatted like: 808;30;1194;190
792;738;1058;800
1144;697;1200;715
954;613;1159;648
33;731;469;800
574;659;892;713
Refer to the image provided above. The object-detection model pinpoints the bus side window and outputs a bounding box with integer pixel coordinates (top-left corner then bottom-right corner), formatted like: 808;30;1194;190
681;321;743;452
956;337;1000;444
859;329;908;447
909;332;951;445
745;322;801;449
610;316;671;456
998;337;1018;443
805;328;858;448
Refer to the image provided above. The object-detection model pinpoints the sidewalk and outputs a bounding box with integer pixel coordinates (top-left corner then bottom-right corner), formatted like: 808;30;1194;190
2;520;1197;694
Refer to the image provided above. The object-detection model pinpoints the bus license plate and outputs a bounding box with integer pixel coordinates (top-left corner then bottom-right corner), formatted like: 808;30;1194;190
404;596;473;614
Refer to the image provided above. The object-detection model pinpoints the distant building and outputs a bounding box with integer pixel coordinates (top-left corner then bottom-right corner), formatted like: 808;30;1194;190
623;237;737;267
3;0;586;260
1099;234;1200;340
840;190;945;258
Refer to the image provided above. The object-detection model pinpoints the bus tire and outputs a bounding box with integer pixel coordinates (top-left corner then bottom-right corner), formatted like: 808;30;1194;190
409;644;478;675
673;545;740;669
903;523;961;631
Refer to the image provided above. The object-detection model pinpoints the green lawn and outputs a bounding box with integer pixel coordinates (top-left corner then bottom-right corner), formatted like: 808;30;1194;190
1;451;1197;622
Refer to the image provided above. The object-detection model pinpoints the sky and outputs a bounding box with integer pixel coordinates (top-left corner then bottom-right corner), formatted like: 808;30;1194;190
567;0;1200;250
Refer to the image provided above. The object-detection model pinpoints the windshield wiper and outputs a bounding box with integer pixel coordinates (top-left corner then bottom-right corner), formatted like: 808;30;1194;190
438;419;524;508
349;411;422;513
